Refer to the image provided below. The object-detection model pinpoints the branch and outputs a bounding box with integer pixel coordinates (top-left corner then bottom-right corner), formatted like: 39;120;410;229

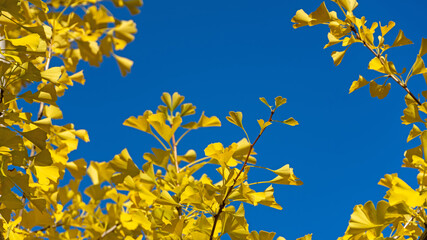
98;223;120;239
209;109;275;240
350;25;421;105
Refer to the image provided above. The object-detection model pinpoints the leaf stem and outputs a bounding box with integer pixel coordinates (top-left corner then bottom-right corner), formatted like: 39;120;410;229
209;109;275;240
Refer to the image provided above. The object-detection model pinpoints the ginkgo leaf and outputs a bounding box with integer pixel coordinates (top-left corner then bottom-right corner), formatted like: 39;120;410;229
41;67;62;83
277;117;299;126
226;111;244;128
69;71;86;85
421;131;427;161
369;81;391;99
259;97;271;108
87;162;115;185
407;125;422;142
113;53;133;76
20;128;47;150
143;148;170;168
420;38;427;57
180;103;196;116
178;149;197;163
386;177;427;207
401;103;424;125
380;21;395;36
409;55;427;78
161;92;172;110
291;9;312;29
110;149;140;177
267;164;303;186
333;0;358;12
257;119;272;132
349;75;369;93
391;30;413;48
347;200;391;236
85;184;109;201
296;234;313;240
274;96;287;108
8;33;41;51
34;165;60;185
33;149;53;166
171;92;185;111
368;57;385;73
66;158;87;179
44;105;63;119
123;111;153;133
0;190;24;209
331;48;348;66
114;20;137;43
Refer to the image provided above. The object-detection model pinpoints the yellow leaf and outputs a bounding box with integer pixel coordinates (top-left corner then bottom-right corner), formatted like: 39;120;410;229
274;96;287;108
143;148;170;168
226;111;244;128
291;9;311;29
205;142;239;167
34;165;60;185
114;20;137;43
331;48;348;66
347;200;390;236
421;131;427;161
401;103;424;125
296;234;313;240
0;190;24;209
44;105;63;119
41;67;62;84
123;111;153;133
333;0;358;12
369;81;391;99
391;30;413;48
368;57;385;73
66;158;87;179
419;38;427;57
113;53;133;76
110;149;140;176
409;55;427;78
85;184;108;201
349;75;369;93
387;178;427;207
147;113;181;142
8;33;41;51
268;164;303;186
380;21;395;36
20;128;46;150
87;162;115;185
407;124;422;142
69;71;86;85
281;117;299;126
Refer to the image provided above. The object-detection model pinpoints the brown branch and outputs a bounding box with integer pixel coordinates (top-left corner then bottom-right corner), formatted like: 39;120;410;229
209;109;275;240
350;25;422;105
98;223;120;239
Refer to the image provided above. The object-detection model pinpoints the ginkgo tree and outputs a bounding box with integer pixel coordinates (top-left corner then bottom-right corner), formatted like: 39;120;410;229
0;0;309;239
292;0;427;239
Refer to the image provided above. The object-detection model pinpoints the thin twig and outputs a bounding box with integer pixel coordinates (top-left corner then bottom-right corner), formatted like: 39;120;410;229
98;223;120;239
209;109;275;240
350;25;421;105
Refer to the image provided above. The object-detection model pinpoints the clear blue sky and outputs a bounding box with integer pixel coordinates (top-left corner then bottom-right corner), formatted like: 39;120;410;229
58;0;427;239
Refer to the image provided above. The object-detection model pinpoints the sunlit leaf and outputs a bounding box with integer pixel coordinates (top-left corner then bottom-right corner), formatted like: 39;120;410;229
349;75;369;93
369;81;391;99
226;111;244;129
391;30;413;48
113;53;133;76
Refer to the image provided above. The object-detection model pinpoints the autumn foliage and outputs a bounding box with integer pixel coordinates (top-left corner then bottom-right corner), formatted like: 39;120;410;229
1;0;427;239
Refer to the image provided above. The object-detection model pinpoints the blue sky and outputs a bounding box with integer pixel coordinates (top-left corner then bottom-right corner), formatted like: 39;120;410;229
58;0;427;239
